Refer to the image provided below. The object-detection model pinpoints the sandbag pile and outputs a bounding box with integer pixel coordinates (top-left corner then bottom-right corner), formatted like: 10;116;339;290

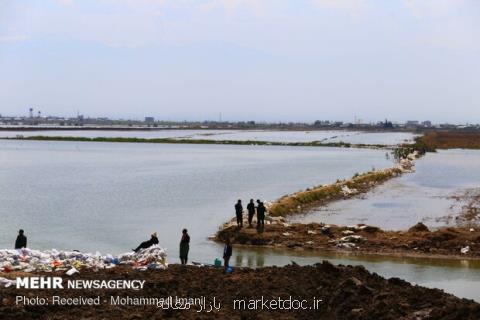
117;245;168;271
0;245;168;277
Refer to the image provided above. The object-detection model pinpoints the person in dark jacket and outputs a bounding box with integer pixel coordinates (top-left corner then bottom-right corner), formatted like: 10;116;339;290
256;200;266;228
15;229;27;249
235;199;243;228
247;199;256;227
223;238;233;273
179;229;190;265
133;232;159;252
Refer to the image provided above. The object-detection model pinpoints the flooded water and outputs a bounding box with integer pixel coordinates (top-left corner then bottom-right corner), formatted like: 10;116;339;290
0;129;223;140
232;247;480;301
290;150;480;230
0;140;478;301
188;130;418;145
0;129;418;145
0;140;392;257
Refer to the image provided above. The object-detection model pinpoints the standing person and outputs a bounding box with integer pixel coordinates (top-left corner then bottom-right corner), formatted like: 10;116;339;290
256;200;266;228
235;199;243;228
223;238;232;273
15;229;27;249
179;229;190;265
247;199;256;227
133;232;159;252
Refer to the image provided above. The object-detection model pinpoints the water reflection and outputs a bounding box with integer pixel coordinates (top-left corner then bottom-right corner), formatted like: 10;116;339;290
291;150;480;230
231;246;480;301
0;129;418;145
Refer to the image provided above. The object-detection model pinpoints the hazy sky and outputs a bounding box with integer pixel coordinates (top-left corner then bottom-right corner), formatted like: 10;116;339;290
0;0;479;123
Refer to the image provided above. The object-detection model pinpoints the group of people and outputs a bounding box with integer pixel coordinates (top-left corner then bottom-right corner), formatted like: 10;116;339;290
133;230;231;272
235;199;266;228
14;212;236;272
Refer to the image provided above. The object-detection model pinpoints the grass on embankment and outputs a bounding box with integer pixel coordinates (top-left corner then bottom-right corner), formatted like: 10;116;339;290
269;167;403;217
3;135;388;149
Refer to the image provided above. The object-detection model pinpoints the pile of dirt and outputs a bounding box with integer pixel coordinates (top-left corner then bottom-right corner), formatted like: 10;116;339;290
1;263;479;319
216;223;480;259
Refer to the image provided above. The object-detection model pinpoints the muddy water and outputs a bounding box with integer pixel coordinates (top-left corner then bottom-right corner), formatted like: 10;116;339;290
0;139;392;256
231;247;480;301
0;140;478;302
290;150;480;230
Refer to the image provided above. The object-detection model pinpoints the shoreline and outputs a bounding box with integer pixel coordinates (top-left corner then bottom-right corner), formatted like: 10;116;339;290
212;139;480;260
215;222;480;261
226;241;480;262
268;165;410;217
0;135;393;149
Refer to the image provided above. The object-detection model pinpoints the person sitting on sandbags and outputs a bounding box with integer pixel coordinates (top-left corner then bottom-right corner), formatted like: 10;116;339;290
15;229;27;249
133;232;159;252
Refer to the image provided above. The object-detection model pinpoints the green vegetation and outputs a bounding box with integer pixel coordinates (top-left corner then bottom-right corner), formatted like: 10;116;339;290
393;135;437;160
269;168;403;217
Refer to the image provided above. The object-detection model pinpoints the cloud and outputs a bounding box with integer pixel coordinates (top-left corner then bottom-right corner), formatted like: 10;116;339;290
403;0;480;50
55;0;74;6
0;34;29;43
310;0;371;15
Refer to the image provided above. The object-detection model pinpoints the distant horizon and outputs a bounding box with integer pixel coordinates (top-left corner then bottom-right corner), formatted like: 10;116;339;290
0;110;478;126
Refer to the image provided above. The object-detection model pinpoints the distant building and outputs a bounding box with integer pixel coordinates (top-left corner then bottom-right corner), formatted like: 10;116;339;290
382;119;393;128
421;121;432;127
406;120;419;126
314;120;330;127
145;117;155;123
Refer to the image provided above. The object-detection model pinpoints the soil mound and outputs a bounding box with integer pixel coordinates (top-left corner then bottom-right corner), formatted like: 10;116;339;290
1;263;479;319
408;223;430;233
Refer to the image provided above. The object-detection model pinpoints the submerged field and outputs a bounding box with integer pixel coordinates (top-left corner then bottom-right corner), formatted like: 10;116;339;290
1;130;480;303
0;139;393;259
291;149;480;230
0;128;418;145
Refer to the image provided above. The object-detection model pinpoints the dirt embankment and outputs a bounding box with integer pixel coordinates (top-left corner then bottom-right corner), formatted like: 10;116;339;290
269;166;409;217
1;263;479;319
216;222;480;260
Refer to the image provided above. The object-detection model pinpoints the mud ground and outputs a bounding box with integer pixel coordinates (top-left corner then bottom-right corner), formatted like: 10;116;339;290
1;263;480;319
216;223;480;260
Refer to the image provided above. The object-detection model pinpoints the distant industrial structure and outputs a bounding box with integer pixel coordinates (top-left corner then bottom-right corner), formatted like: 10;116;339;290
144;117;155;124
0;109;478;131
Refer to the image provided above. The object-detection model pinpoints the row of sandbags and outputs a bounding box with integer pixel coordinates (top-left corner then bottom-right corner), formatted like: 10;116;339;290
0;245;168;287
